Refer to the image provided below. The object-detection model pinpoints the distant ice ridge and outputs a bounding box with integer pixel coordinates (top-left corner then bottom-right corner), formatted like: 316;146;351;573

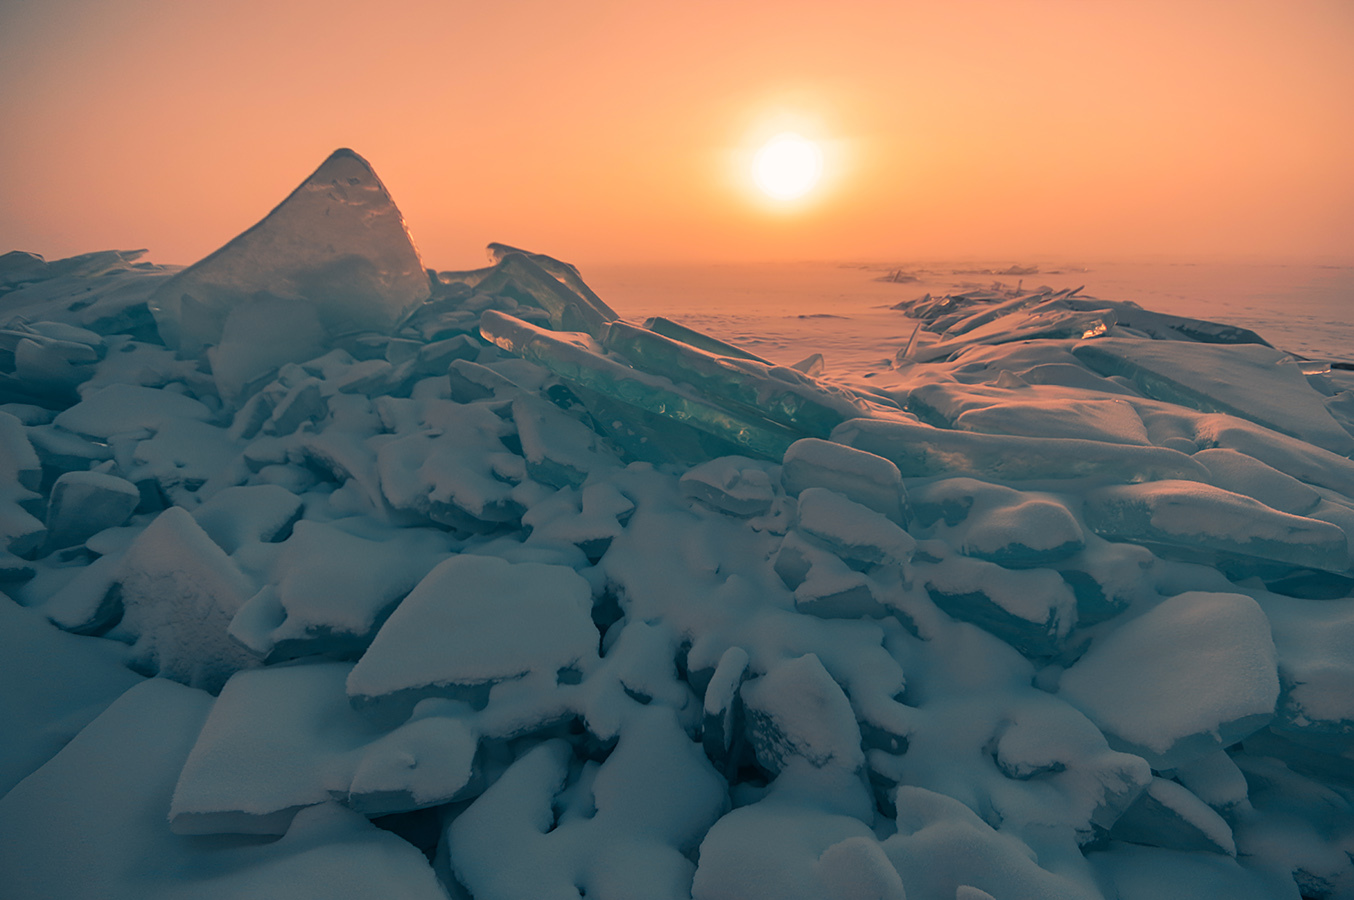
1;150;1353;900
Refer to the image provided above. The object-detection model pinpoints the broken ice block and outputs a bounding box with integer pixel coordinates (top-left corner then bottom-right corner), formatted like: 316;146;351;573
111;507;260;692
53;382;212;439
681;457;777;517
781;438;908;525
228;520;451;662
703;646;750;771
42;471;139;551
960;496;1084;568
645;316;771;363
602;320;868;439
1193;448;1320;516
512;395;622;488
147;149;429;373
741;653;864;775
346;555;597;711
1058;591;1279;770
190;484;303;553
0;412;45;558
477;252;618;338
487;241;622;326
170;663;480;835
375;400;526;531
1109;776;1236;856
778;532;890;619
481;310;801;461
1074;339;1354;456
909;305;1116;364
449;708;727;900
920;556;1077;658
1083;480;1349;575
794;487;915;568
835;418;1209;483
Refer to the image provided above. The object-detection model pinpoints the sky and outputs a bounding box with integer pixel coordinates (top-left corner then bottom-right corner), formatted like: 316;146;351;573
2;0;1352;270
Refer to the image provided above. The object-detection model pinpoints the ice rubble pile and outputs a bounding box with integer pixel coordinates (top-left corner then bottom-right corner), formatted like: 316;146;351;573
1;150;1353;900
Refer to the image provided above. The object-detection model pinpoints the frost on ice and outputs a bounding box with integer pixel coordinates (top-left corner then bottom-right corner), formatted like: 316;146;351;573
2;150;1354;900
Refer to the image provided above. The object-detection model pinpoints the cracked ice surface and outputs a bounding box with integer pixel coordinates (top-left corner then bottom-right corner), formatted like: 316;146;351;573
2;150;1354;900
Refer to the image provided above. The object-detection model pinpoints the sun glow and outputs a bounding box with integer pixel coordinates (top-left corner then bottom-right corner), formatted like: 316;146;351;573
752;133;823;201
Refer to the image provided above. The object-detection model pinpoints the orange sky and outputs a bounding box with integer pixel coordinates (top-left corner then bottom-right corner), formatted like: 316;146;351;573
2;0;1352;269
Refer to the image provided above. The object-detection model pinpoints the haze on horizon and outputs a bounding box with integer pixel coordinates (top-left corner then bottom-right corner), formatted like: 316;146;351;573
2;0;1352;271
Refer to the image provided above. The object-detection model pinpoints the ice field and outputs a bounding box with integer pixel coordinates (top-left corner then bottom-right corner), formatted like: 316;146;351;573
1;149;1352;900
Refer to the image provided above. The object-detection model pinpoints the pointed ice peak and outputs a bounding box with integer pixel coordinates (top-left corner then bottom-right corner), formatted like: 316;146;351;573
148;149;430;399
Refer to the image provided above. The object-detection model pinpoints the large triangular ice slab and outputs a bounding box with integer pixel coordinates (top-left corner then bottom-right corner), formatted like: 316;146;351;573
149;149;429;400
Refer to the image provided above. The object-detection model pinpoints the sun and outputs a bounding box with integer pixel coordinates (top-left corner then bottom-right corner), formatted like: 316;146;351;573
752;133;823;201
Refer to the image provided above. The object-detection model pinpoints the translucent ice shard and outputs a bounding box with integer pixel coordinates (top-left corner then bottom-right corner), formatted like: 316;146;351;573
643;316;771;364
480;311;801;461
476;252;618;338
148;149;429;395
601;320;869;439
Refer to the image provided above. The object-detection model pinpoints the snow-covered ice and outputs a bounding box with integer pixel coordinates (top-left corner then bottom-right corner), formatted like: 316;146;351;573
2;149;1353;899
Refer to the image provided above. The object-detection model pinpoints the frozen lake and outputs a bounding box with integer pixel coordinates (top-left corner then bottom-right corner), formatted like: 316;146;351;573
587;260;1354;376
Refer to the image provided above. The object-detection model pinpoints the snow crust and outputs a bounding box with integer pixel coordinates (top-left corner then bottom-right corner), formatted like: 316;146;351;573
2;150;1352;899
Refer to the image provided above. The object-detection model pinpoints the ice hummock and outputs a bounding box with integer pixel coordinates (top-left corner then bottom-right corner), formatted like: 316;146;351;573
2;148;1352;900
147;149;429;402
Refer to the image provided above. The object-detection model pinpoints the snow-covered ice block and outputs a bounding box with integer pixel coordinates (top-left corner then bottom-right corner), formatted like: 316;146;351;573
1074;339;1354;456
112;506;260;692
741;653;864;775
1169;749;1249;817
0;596;142;796
448;708;727;900
171;663;479;835
815;836;908;900
42;470;139;551
0;679;448;900
681;456;777;517
376;400;526;531
1083;480;1349;575
1258;591;1354;739
512;394;621;488
795;487;915;567
956;397;1153;446
229;519;451;662
837;418;1208;484
921;556;1077;658
702;645;750;771
129;416;244;502
1110;776;1236;855
347;554;597;710
961;495;1084;568
1090;843;1297;900
521;480;634;561
692;801;878;900
781;438;908;525
777;532;890;619
191;483;303;553
0;412;45;558
1194;448;1320;516
52;382;212;439
882;786;1103;900
148;149;428;363
1058;591;1279;770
